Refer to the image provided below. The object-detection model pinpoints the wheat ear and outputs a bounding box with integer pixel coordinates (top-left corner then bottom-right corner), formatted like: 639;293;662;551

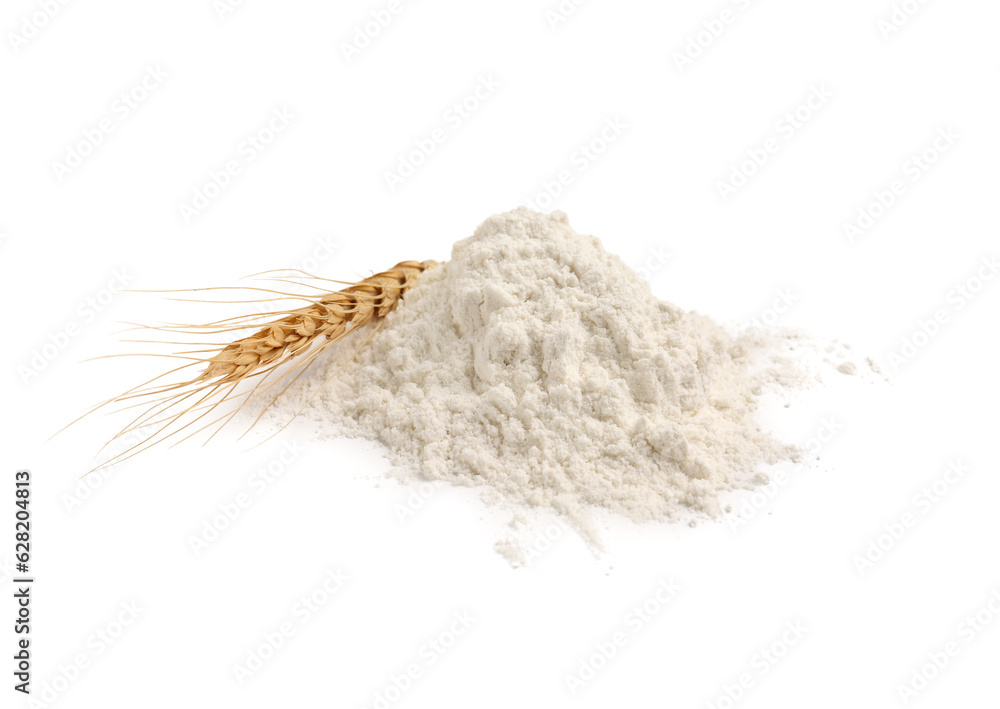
200;259;433;383
85;259;437;470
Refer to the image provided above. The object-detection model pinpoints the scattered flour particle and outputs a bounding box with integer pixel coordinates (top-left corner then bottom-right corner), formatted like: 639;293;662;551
837;361;857;376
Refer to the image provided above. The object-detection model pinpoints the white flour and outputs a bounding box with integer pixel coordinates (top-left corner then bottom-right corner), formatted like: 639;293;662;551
271;209;857;551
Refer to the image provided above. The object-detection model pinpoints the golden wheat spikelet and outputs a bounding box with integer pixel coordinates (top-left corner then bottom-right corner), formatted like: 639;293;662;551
200;259;433;382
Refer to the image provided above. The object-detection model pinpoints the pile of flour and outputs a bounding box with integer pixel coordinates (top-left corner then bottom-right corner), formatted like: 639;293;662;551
269;208;850;546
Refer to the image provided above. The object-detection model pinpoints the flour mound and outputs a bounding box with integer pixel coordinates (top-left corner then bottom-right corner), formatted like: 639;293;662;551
293;208;799;538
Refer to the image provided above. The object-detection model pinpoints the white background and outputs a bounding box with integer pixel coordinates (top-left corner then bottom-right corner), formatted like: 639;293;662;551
3;0;999;707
